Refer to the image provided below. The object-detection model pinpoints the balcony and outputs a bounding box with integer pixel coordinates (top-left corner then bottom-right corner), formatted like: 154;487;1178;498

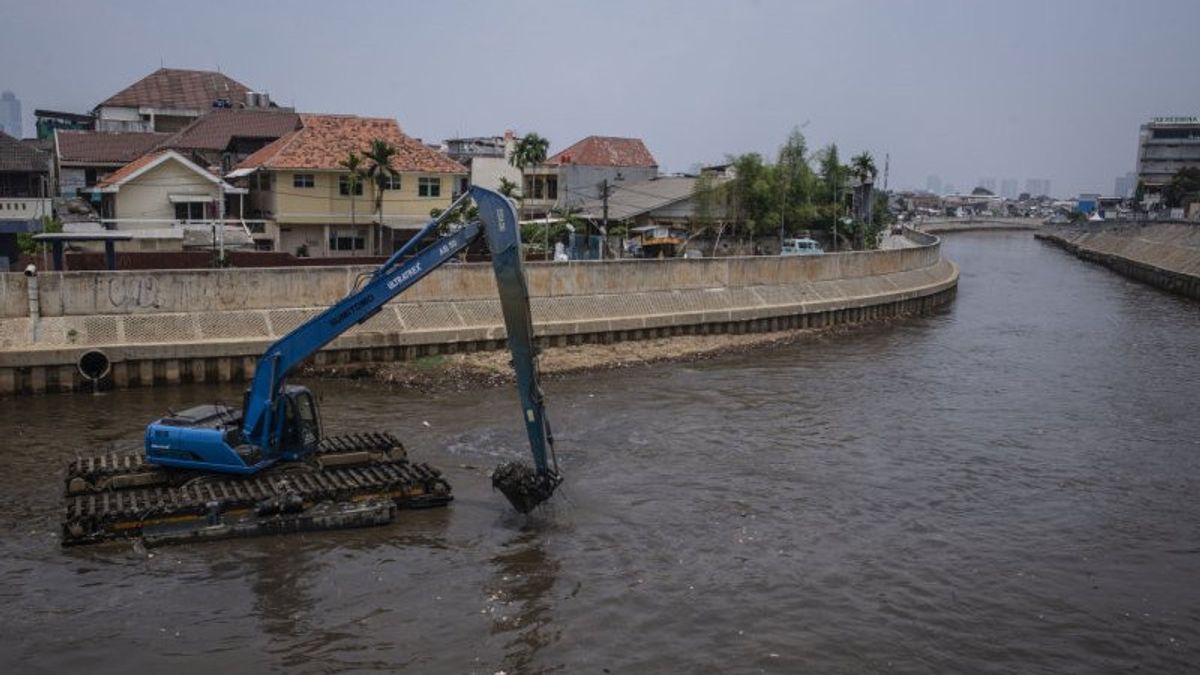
0;198;52;221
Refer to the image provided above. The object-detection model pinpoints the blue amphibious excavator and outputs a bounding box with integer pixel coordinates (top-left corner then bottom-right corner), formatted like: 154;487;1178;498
62;187;560;545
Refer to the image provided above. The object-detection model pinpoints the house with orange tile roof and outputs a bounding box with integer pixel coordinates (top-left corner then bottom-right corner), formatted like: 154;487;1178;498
87;149;245;251
230;114;466;257
522;135;658;217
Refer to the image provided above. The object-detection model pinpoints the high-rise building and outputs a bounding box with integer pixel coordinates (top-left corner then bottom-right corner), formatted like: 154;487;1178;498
1114;172;1137;199
1000;178;1018;199
1135;116;1200;196
1024;178;1051;197
925;174;942;195
0;91;21;138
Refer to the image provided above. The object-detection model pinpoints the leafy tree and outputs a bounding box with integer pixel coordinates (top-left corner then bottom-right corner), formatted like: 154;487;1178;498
18;216;61;255
815;144;851;248
817;144;845;205
776;127;816;237
361;139;399;254
692;171;723;232
1163;167;1200;208
498;176;521;199
728;153;775;238
518;206;578;257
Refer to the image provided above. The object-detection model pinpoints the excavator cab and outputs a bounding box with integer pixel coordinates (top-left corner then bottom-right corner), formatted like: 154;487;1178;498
275;385;322;456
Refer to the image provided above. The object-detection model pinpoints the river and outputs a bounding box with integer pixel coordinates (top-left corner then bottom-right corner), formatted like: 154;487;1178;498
2;231;1198;673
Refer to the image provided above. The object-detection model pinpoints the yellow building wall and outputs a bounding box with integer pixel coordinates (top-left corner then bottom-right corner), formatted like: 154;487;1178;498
114;160;220;225
269;170;460;225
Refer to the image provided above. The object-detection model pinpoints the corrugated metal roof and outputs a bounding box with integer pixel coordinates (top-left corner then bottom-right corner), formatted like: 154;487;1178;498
577;176;707;221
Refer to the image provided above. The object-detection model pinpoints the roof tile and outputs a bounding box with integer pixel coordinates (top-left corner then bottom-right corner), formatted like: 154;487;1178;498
56;130;170;165
93;150;170;188
236;114;465;173
160;109;300;152
546;136;657;168
99;68;255;110
94;149;221;189
0;131;50;173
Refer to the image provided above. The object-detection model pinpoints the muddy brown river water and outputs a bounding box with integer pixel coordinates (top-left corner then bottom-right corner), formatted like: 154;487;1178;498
2;231;1199;673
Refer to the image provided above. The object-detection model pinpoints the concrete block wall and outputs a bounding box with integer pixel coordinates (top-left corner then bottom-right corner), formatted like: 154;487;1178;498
0;232;958;395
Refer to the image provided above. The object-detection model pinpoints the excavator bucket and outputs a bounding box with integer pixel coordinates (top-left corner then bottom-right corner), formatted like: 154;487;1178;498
492;462;561;514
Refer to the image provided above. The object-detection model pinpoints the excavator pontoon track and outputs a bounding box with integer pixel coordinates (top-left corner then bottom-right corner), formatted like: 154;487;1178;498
65;432;407;495
61;432;452;546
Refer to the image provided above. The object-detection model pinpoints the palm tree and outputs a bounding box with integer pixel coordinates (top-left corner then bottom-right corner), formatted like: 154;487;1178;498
361;139;399;254
338;151;364;247
850;152;877;183
849;152;879;245
508;132;550;255
509;132;550;178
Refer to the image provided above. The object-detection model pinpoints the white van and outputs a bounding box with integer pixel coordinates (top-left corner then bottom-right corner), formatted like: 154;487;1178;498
780;237;824;256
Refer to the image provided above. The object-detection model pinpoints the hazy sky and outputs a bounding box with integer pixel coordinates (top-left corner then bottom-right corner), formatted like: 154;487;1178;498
3;0;1198;195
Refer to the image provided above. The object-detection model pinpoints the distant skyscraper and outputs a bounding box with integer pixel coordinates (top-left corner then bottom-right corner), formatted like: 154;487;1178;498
925;174;942;194
1000;178;1018;199
1114;171;1137;199
0;91;20;138
944;183;958;196
1024;178;1051;197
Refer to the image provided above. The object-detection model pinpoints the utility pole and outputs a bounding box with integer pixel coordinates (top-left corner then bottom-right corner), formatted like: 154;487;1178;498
600;178;609;260
778;155;787;251
216;184;225;263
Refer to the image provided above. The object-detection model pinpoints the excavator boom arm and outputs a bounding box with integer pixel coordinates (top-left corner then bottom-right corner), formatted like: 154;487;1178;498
240;218;482;449
237;186;558;512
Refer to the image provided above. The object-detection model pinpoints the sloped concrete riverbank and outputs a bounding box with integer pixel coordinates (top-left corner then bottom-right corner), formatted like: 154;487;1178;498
1036;222;1200;299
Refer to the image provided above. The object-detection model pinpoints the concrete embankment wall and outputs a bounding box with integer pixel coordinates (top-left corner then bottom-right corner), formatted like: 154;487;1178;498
1035;222;1200;299
0;231;958;395
918;218;1042;233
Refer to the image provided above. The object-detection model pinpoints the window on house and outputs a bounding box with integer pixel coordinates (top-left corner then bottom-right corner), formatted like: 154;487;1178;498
293;173;315;188
329;229;366;251
546;175;558;200
258;172;272;191
418;176;441;198
174;202;205;221
383;174;401;190
339;175;364;196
